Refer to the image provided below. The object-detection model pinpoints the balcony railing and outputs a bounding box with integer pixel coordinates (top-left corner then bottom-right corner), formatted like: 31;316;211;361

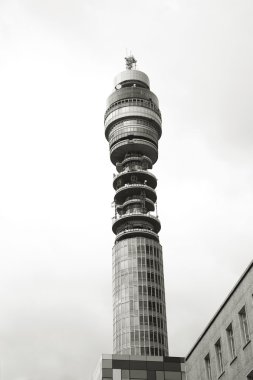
104;98;161;121
115;183;156;195
113;169;157;188
115;228;159;242
112;211;159;223
116;197;154;212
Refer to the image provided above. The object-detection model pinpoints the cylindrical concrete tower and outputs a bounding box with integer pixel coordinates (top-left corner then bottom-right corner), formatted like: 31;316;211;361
104;57;168;357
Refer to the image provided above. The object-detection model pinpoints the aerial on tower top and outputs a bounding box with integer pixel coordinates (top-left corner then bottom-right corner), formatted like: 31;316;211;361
125;55;137;70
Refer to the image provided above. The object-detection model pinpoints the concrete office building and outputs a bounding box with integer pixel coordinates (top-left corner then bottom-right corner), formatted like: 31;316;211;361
185;261;253;380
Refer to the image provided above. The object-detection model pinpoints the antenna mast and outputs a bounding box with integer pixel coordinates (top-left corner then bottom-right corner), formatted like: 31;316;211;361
125;55;137;70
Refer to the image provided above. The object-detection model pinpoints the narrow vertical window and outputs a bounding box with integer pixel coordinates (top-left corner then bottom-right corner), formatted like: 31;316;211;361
215;339;224;374
204;354;212;380
239;306;250;345
226;323;236;360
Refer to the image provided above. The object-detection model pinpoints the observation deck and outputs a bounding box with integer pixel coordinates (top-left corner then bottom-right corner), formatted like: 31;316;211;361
116;197;155;213
112;212;161;235
106;86;159;109
113;169;157;190
114;183;157;204
115;228;159;243
105;64;163;244
105;68;162;166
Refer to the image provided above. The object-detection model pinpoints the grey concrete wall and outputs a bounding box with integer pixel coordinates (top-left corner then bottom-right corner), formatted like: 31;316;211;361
186;263;253;380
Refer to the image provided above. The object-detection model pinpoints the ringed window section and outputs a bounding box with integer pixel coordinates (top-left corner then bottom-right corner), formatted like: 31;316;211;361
109;124;159;148
106;87;159;109
112;237;168;356
104;106;162;131
106;118;162;140
104;97;161;120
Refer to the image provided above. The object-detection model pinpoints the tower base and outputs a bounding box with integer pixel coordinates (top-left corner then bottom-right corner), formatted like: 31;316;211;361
92;354;185;380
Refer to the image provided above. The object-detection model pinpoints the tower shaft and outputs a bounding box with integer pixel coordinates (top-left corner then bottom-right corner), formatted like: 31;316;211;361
105;62;168;356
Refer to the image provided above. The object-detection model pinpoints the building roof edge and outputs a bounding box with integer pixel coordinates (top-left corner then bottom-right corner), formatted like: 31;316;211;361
186;259;253;360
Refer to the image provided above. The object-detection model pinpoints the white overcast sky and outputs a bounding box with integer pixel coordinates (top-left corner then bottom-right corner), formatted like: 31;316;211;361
0;0;253;379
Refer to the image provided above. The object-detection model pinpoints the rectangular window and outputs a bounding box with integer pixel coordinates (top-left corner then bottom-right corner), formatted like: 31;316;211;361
215;339;224;374
226;323;236;360
239;306;250;345
204;354;212;380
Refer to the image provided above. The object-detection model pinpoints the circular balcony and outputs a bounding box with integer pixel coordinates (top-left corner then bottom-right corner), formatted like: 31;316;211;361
113;70;150;89
106;87;159;109
116;197;155;213
120;155;153;170
114;184;157;204
112;213;161;234
105;98;161;122
115;228;159;243
113;170;157;190
110;138;158;165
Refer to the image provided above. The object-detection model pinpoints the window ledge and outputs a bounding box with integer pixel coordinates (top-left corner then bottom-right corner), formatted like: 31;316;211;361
243;340;251;350
230;356;237;365
218;371;225;379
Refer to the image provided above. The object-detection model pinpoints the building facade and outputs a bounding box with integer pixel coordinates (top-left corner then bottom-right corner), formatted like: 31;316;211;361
185;261;253;380
104;57;168;356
